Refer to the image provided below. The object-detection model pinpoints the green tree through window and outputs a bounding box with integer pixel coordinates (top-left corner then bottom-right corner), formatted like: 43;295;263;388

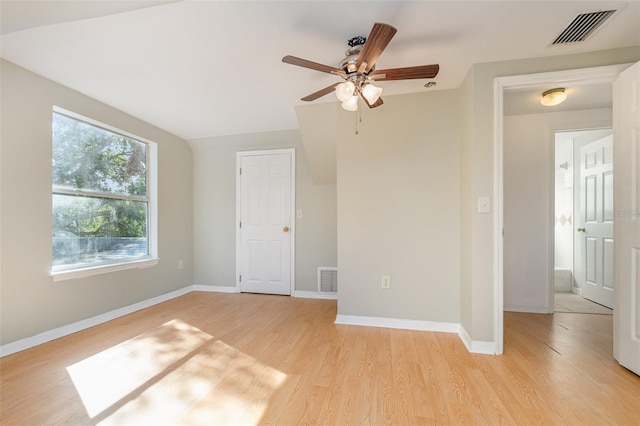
52;111;150;271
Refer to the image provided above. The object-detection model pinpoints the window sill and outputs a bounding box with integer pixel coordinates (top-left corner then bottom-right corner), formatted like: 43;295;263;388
50;258;159;282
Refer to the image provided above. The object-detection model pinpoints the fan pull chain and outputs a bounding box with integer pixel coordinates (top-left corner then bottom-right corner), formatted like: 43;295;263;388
354;108;359;135
354;99;364;135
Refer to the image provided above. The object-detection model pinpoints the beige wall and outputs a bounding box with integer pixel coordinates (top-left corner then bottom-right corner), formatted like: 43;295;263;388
461;46;640;344
189;130;337;291
335;90;461;322
3;46;639;351
0;60;193;345
503;108;612;312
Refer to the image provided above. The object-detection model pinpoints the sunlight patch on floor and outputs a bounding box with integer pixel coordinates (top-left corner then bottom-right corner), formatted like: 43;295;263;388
67;319;212;418
66;319;286;425
101;340;287;425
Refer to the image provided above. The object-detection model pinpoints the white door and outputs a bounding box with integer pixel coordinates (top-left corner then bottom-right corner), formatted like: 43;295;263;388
578;133;614;308
237;150;294;295
613;61;640;375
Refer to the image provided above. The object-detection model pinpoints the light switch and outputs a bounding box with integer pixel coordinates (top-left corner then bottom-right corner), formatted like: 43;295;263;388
478;197;491;213
296;209;303;219
381;275;391;289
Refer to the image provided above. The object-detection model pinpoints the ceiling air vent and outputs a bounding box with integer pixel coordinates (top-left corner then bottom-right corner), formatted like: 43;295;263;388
551;10;617;45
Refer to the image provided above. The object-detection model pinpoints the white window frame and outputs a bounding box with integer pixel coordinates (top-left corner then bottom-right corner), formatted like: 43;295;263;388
50;106;158;282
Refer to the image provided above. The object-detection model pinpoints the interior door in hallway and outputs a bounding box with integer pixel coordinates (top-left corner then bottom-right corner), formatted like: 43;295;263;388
578;133;614;309
613;61;640;376
238;150;294;295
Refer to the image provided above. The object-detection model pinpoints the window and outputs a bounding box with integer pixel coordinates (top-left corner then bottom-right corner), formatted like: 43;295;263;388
51;108;157;280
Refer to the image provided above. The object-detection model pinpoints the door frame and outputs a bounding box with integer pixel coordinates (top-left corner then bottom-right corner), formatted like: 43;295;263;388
235;148;296;295
493;64;630;354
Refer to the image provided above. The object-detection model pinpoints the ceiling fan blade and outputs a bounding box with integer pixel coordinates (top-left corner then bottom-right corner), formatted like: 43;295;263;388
301;83;340;101
373;64;440;81
355;23;397;73
283;55;342;75
361;94;384;109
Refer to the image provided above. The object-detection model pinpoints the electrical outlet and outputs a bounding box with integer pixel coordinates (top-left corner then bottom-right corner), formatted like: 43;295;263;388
381;275;391;289
178;260;184;270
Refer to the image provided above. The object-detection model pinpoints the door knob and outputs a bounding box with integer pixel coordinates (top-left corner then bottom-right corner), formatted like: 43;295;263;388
283;226;290;233
577;227;586;232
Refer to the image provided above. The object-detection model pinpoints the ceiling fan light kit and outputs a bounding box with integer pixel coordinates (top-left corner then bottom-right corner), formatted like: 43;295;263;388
335;81;356;102
361;83;383;105
341;95;359;112
283;22;440;114
540;88;567;106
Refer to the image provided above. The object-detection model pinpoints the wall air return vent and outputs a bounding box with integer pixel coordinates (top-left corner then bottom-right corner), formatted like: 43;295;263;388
318;267;337;293
551;10;617;45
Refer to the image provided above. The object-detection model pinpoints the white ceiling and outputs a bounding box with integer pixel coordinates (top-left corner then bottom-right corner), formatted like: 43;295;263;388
1;1;638;140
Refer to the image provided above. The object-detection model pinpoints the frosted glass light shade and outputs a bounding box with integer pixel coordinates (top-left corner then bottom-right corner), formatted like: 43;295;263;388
540;88;567;106
341;95;359;111
336;81;356;102
362;83;383;104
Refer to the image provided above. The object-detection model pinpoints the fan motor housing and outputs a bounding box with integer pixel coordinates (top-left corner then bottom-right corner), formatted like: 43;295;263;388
339;43;374;75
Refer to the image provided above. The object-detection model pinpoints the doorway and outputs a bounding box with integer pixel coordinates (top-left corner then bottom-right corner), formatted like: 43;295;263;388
493;63;629;354
554;129;614;313
235;149;296;295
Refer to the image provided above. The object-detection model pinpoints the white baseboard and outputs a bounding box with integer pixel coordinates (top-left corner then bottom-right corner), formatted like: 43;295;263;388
293;290;337;300
2;287;496;358
504;304;550;314
458;325;497;355
193;284;239;293
0;286;193;357
335;314;459;333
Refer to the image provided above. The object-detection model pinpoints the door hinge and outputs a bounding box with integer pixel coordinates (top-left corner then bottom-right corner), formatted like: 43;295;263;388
239;221;242;229
239;167;242;175
239;275;242;283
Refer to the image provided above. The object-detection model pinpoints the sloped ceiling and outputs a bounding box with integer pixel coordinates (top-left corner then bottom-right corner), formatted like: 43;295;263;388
1;1;638;141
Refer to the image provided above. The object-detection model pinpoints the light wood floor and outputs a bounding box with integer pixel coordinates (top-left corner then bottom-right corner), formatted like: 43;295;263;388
1;292;639;425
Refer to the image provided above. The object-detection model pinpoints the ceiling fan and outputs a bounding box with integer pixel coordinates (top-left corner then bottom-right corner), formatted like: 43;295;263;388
282;22;439;111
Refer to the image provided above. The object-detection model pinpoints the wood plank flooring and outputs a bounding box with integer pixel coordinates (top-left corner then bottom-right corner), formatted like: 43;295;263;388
1;292;639;425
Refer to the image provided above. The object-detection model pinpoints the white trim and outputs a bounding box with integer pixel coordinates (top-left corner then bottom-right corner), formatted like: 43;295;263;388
193;285;240;293
0;286;192;357
548;124;557;315
493;64;630;358
459;326;497;355
495;64;631;90
235;148;296;296
53;106;157;146
493;78;505;356
148;139;158;260
293;290;337;300
51;257;159;282
235;154;242;293
335;314;459;333
504;304;550;314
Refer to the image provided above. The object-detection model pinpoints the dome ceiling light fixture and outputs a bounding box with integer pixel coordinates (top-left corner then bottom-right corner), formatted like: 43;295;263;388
541;88;567;106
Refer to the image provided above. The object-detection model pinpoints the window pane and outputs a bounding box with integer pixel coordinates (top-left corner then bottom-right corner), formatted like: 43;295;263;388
52;113;147;197
52;194;148;270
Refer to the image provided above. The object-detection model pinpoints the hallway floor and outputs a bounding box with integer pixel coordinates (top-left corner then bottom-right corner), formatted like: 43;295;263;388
554;291;613;315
